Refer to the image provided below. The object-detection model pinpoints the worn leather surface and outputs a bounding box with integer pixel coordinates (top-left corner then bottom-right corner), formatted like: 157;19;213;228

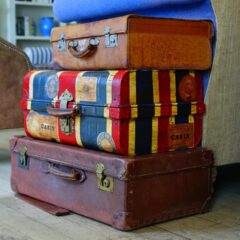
11;136;214;230
0;38;31;129
51;15;214;70
16;194;70;216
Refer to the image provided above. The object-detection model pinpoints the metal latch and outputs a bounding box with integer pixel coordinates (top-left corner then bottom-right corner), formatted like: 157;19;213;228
57;33;66;52
96;163;114;192
18;144;29;169
104;26;118;48
59;89;75;135
59;89;73;109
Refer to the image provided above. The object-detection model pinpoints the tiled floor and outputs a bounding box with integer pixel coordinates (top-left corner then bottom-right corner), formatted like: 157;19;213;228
0;129;240;240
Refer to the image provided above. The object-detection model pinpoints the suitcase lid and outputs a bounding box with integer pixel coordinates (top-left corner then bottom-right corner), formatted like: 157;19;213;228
21;70;205;119
51;14;214;43
11;136;213;181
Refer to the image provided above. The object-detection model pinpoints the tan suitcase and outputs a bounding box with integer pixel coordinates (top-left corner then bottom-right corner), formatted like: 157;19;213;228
51;15;214;71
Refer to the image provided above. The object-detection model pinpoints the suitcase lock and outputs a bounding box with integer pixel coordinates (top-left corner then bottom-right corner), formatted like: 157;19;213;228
96;163;113;192
104;26;118;48
57;33;66;52
59;90;75;135
18;144;29;169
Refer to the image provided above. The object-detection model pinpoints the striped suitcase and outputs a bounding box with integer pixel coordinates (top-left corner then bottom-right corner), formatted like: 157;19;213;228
21;70;205;155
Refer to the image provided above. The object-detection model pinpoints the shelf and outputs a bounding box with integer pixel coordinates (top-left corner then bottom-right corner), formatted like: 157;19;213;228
16;35;50;41
15;1;53;7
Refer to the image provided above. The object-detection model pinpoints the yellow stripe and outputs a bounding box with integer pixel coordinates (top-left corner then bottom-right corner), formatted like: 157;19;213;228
106;119;112;136
104;107;110;118
169;116;175;125
75;72;86;103
75;116;83;147
74;72;86;147
170;70;176;103
106;71;118;105
189;71;195;78
128;120;136;156
188;115;194;124
171;105;178;116
131;107;138;118
152;71;160;104
129;72;137;105
155;106;161;117
152;118;158;153
191;104;197;115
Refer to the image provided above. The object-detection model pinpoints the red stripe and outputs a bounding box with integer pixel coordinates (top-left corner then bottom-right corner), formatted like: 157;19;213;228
57;71;79;145
112;120;128;155
111;71;129;155
158;117;169;152
159;71;171;117
195;73;204;102
194;114;203;146
112;119;129;155
22;71;33;100
111;70;129;106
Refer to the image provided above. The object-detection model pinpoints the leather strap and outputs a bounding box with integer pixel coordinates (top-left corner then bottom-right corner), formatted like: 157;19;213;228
48;163;86;182
46;106;78;117
67;38;99;58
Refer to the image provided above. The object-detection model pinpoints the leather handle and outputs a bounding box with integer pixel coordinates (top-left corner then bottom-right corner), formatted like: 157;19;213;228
68;38;100;59
48;163;86;182
46;106;78;117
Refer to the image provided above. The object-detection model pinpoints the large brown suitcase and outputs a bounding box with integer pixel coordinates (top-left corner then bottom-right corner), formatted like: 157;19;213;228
51;15;214;71
10;136;214;231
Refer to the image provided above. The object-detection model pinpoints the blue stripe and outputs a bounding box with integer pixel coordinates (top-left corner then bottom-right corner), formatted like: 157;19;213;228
80;116;106;150
175;115;189;124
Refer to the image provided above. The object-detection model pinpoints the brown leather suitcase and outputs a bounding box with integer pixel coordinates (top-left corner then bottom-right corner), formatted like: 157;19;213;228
51;15;214;71
10;136;214;231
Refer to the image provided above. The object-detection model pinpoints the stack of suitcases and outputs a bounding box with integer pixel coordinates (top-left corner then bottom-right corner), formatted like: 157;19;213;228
10;13;215;230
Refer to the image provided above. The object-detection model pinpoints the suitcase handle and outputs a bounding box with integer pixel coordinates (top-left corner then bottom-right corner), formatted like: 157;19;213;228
46;106;78;117
48;163;86;182
68;38;99;59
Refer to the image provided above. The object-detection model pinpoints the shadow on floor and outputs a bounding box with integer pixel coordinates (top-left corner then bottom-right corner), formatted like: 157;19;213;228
0;149;11;162
214;163;240;198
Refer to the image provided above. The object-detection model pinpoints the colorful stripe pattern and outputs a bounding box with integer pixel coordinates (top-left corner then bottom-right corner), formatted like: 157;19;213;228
22;70;205;156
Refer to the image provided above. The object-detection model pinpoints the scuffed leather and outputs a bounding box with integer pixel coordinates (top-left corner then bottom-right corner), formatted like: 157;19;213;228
0;37;32;129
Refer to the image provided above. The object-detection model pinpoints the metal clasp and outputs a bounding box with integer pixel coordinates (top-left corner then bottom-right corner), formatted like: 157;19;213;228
57;33;66;52
18;144;29;169
104;26;118;48
59;89;73;109
60;117;75;136
96;163;114;192
59;90;75;135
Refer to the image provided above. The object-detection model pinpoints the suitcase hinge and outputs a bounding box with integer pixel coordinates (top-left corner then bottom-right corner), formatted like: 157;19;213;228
57;33;66;52
59;89;75;135
96;163;114;192
104;26;118;48
18;144;29;169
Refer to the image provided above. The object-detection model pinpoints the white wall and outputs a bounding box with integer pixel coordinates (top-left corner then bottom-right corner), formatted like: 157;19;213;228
0;0;9;40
